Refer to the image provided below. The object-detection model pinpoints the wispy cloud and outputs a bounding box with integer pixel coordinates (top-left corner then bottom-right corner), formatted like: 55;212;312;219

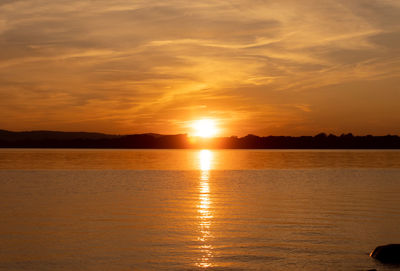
0;0;399;135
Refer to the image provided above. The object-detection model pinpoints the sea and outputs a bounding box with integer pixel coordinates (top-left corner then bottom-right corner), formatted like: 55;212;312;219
0;149;399;270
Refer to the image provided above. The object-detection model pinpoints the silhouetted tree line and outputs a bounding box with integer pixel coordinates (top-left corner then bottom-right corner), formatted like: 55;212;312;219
0;130;399;149
210;133;400;149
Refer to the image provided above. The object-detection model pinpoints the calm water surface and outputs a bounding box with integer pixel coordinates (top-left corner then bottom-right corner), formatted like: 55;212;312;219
0;149;399;270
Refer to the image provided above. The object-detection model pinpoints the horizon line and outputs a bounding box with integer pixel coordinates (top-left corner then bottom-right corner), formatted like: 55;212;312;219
1;129;399;138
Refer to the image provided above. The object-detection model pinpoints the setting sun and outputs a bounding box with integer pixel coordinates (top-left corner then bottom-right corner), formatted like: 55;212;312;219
192;119;218;138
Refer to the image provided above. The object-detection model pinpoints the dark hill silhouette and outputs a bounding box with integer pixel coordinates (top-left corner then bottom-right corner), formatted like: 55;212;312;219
0;130;399;149
0;130;118;141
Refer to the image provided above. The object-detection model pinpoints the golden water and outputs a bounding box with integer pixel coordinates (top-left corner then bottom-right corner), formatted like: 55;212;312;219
0;149;399;270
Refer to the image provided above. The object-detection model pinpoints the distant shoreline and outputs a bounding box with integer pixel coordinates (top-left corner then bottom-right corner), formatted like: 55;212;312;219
1;129;399;149
1;147;400;150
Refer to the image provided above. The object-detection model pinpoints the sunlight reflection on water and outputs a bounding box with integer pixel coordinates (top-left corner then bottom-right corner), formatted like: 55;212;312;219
196;150;214;268
1;150;400;270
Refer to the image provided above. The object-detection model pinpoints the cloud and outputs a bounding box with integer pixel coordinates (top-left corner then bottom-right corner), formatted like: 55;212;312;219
0;0;399;135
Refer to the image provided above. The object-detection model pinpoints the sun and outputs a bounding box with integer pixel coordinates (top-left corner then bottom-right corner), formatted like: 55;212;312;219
192;119;218;138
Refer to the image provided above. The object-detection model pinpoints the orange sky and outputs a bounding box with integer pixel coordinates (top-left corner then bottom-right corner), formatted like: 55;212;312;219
0;0;399;136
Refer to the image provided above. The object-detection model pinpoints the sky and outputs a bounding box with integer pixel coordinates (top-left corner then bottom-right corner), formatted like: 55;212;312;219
0;0;399;136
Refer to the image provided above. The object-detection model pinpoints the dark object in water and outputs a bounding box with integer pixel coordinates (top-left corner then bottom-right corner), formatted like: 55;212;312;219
370;244;400;263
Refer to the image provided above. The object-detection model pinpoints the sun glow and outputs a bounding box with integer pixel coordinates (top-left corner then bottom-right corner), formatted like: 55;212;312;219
192;119;218;138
